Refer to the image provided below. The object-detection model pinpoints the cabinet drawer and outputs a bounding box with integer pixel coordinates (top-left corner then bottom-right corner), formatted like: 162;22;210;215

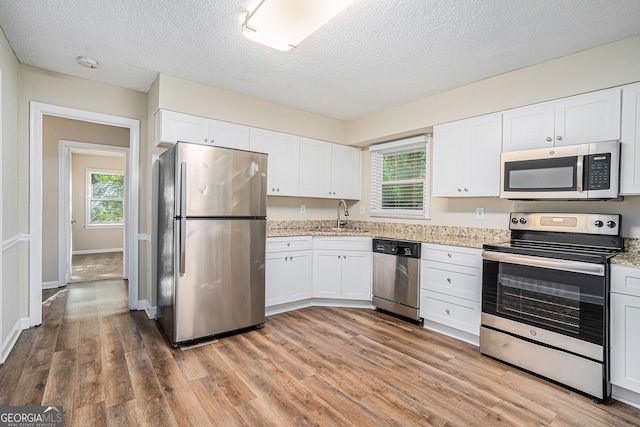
421;243;482;268
611;264;640;297
420;261;481;302
420;290;481;336
313;236;372;251
266;236;312;253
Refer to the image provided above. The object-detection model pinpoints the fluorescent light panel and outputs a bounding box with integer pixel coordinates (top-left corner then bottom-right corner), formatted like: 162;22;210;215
243;0;354;51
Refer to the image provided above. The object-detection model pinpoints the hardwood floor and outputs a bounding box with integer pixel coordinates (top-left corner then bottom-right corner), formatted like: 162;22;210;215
3;280;640;426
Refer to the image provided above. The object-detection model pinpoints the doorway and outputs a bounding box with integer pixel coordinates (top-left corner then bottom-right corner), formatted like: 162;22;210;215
29;102;140;327
60;142;128;284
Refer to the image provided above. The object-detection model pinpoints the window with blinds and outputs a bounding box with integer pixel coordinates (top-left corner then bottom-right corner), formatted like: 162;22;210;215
370;135;430;219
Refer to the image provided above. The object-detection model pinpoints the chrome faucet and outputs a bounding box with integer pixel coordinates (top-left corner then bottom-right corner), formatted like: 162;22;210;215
337;199;349;229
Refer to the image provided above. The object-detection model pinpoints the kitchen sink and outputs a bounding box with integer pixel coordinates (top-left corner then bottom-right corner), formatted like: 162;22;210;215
310;227;368;233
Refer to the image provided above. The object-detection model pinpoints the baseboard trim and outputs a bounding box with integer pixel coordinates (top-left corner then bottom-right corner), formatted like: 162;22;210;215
42;280;62;290
1;317;29;364
139;299;157;319
72;248;123;255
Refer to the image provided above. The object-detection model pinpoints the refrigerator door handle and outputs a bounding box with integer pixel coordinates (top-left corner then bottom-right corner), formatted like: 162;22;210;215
180;161;187;217
179;218;186;275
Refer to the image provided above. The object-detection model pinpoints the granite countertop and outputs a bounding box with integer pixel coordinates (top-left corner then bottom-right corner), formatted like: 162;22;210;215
612;238;640;267
266;220;510;249
266;220;640;267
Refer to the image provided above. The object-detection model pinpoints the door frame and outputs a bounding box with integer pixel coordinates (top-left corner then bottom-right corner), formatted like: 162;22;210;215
30;102;140;326
59;141;129;285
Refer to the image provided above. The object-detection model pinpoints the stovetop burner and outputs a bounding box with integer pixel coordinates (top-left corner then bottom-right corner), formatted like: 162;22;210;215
483;212;623;264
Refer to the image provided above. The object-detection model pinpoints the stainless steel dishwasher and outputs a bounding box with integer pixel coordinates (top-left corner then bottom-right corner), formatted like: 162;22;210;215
372;238;422;323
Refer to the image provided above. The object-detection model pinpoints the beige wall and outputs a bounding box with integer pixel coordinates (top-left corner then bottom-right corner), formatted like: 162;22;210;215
347;35;640;146
1;27;23;352
41;116;129;282
71;153;125;253
18;66;148;298
156;74;348;144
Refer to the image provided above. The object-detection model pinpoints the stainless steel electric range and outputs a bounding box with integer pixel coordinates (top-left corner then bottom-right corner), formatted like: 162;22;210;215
481;212;623;401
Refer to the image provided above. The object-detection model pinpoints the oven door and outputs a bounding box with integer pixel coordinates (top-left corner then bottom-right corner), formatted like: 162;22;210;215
482;252;607;347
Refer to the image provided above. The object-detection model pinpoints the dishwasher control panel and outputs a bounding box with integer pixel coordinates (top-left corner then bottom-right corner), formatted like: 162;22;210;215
373;239;421;258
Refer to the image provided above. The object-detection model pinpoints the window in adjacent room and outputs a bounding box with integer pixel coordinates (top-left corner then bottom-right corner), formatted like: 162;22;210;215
370;135;430;219
86;169;125;227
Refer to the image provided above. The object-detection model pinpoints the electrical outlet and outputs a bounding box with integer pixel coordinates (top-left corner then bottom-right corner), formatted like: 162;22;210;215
360;206;365;215
475;207;485;220
300;205;306;215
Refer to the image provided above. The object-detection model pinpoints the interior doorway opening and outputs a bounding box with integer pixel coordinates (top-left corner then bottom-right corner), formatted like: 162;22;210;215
60;142;129;285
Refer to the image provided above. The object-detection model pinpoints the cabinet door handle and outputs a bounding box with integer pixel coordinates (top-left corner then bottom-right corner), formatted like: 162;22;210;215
546;137;552;142
464;188;468;192
343;255;346;259
446;278;452;283
447;253;452;258
457;188;462;192
556;136;563;141
445;309;450;315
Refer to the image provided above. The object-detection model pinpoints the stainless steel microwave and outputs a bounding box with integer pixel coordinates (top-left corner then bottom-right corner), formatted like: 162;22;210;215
500;140;620;200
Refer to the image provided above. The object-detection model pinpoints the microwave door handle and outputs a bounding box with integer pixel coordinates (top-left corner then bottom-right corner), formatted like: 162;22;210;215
576;155;584;192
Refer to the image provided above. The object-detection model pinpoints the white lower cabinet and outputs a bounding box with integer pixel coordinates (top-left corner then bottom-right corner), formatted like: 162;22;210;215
419;243;482;345
265;237;312;307
312;237;372;301
610;264;640;407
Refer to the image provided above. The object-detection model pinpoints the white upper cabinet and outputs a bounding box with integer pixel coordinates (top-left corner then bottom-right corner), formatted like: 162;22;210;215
154;110;250;150
502;88;622;152
207;120;250;150
299;137;361;200
502;102;555;151
433;113;503;197
249;128;300;197
620;82;640;195
155;110;208;146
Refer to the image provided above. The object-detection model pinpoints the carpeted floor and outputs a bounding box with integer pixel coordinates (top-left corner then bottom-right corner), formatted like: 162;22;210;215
70;251;123;283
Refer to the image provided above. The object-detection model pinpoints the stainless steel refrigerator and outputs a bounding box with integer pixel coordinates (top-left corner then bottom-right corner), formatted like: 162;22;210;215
157;142;268;346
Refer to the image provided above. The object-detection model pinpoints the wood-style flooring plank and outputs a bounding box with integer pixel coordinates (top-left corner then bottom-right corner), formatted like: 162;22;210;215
1;281;640;426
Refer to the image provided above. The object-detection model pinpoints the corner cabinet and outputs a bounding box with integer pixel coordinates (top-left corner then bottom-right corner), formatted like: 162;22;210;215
502;87;622;152
610;264;640;407
419;243;482;345
265;237;313;308
312;237;372;301
249;128;300;197
299;137;361;200
620;82;640;195
432;113;502;197
154;109;250;150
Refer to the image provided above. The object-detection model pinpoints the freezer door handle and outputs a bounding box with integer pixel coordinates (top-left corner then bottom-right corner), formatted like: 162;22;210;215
180;161;187;217
179;218;186;275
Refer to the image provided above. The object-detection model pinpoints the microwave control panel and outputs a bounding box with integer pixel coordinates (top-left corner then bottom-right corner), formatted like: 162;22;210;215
585;153;611;190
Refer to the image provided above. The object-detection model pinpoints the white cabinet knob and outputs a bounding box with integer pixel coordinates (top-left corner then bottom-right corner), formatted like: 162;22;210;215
447;278;452;283
445;309;450;315
457;188;462;192
546;137;552;142
556;136;563;141
464;188;468;192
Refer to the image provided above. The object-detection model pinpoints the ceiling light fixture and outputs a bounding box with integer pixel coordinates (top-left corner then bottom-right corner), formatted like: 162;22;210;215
242;0;355;51
77;56;99;69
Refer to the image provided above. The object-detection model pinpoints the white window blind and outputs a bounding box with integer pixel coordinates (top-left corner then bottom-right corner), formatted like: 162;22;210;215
370;135;430;219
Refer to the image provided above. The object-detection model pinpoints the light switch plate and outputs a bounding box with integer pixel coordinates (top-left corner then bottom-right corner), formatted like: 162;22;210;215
300;205;306;215
476;207;485;220
360;206;365;215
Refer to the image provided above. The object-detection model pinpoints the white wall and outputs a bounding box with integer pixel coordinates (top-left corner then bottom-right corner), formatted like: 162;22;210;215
0;27;23;361
71;153;125;253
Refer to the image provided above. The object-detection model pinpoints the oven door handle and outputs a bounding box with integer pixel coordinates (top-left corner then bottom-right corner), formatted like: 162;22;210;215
482;251;605;276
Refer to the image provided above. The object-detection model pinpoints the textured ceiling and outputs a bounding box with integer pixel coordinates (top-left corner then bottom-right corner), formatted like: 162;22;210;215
1;0;640;120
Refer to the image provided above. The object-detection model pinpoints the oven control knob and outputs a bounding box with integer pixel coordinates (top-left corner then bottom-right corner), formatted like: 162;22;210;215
607;220;617;228
519;218;527;224
511;217;519;224
594;220;604;228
